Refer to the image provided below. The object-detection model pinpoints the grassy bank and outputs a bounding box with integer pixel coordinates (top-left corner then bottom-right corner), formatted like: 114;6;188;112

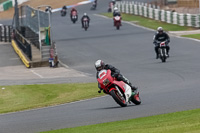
41;108;200;133
182;34;200;40
0;83;103;114
102;13;196;31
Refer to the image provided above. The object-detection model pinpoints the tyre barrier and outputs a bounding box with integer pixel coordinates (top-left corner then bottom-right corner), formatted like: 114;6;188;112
0;25;12;42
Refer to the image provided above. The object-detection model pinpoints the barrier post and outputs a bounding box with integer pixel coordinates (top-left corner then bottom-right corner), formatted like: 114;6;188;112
8;26;11;42
0;26;2;41
4;26;7;42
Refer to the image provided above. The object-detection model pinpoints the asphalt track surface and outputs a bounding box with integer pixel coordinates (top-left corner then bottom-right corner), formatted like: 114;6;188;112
1;0;200;133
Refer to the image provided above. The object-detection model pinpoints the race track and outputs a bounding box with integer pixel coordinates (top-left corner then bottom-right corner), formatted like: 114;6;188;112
0;0;200;133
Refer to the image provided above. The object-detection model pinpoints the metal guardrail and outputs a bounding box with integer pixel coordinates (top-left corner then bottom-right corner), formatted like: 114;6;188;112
0;25;12;42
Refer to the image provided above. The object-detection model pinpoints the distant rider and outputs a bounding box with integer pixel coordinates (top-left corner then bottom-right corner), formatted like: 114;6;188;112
61;5;67;15
62;5;67;11
113;7;121;26
111;0;116;5
81;13;90;28
93;0;97;8
113;7;121;17
95;60;137;94
153;27;170;59
45;6;52;13
70;7;78;20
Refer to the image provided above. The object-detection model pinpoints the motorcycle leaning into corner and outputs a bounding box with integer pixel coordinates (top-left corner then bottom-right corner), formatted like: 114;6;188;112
113;15;122;30
97;69;141;107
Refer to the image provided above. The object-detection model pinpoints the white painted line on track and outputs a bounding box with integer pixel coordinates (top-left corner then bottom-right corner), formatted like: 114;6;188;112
95;14;200;43
9;58;19;60
30;70;44;78
59;60;93;76
175;36;200;42
0;95;108;116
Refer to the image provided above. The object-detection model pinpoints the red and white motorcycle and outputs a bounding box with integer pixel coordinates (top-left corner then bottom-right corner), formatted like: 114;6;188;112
114;16;121;30
71;11;78;24
97;69;141;107
158;41;168;62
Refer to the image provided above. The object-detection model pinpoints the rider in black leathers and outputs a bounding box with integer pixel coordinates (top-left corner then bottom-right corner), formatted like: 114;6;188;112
95;60;137;94
113;7;121;17
153;27;170;59
61;5;67;16
81;13;90;28
93;0;97;8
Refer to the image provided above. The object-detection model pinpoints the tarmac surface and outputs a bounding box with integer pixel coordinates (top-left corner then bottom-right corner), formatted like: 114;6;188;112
0;0;200;132
0;42;95;86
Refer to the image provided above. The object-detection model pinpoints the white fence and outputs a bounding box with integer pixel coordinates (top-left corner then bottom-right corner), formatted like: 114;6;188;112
116;1;200;28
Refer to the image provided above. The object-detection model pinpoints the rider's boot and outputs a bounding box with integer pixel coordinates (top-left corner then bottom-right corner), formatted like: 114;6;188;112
156;54;159;59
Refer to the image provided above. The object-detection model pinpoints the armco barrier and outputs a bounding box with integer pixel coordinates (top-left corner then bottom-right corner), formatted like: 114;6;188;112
11;40;30;68
116;1;200;28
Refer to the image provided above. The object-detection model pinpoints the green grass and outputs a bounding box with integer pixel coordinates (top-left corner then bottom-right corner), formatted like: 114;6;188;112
41;108;200;133
0;83;103;113
102;13;197;31
182;34;200;40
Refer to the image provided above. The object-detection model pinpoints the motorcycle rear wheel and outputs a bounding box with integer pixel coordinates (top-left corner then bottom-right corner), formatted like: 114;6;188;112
110;89;127;107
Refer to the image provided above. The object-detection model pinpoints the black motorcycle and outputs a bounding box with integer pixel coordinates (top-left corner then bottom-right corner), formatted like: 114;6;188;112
83;18;89;31
61;9;67;16
71;11;78;23
90;2;97;10
158;41;168;62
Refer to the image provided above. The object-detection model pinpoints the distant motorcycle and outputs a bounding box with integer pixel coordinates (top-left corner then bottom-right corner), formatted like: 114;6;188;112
108;2;113;12
61;9;67;16
97;69;141;107
90;2;97;10
71;11;78;23
158;41;168;62
82;18;89;31
114;16;121;30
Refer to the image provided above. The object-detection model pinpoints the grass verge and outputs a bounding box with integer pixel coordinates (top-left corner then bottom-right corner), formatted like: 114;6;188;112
182;34;200;40
41;108;200;133
0;83;103;114
101;13;197;31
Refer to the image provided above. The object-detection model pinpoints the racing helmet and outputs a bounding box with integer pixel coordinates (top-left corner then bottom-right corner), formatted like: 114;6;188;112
114;7;118;11
95;60;105;71
157;27;163;33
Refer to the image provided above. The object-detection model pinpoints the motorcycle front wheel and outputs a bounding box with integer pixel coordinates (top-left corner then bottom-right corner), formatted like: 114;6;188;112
131;92;141;105
110;89;127;107
161;49;166;62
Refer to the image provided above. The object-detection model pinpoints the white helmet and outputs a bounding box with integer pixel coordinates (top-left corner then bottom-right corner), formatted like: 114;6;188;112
95;60;105;71
114;7;118;11
157;27;163;32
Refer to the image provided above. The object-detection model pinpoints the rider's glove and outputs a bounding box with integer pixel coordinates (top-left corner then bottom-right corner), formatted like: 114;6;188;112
111;73;118;77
